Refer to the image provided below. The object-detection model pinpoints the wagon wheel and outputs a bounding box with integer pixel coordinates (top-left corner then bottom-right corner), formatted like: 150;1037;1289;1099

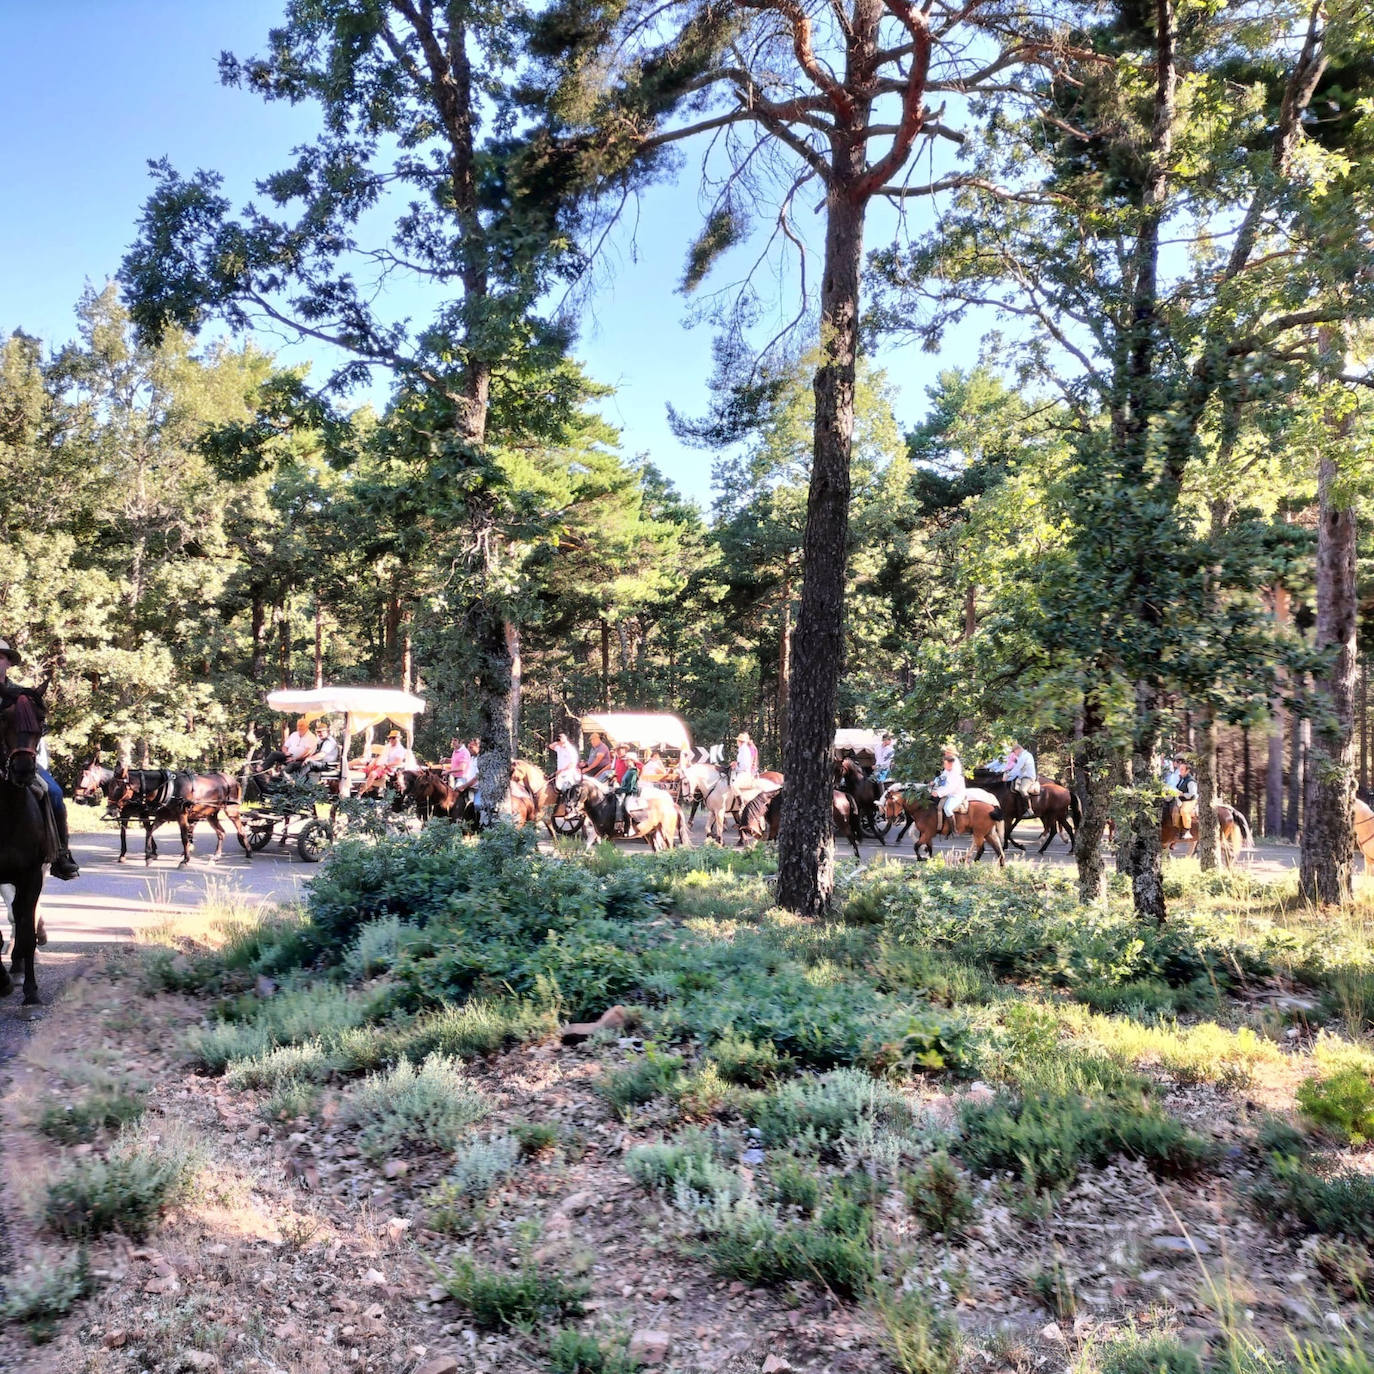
247;821;275;852
552;812;585;836
870;810;895;838
297;819;334;863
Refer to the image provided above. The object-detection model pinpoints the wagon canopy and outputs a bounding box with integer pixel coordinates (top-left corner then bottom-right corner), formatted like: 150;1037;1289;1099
267;687;426;737
581;712;692;752
833;728;886;755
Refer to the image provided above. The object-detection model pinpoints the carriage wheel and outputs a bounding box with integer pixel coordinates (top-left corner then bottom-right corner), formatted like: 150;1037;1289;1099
247;823;274;853
553;814;585;836
871;811;894;838
297;819;333;863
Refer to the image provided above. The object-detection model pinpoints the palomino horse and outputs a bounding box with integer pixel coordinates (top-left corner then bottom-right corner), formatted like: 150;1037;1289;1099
882;785;1006;866
680;758;732;843
973;774;1080;854
576;775;692;852
510;760;581;839
1161;800;1252;866
0;689;49;1003
105;767;252;867
1353;799;1374;872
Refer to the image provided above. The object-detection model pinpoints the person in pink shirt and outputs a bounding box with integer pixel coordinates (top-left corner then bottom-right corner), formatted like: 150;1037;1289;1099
448;736;471;787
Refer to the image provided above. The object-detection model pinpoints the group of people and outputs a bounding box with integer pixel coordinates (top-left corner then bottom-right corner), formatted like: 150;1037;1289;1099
266;716;343;775
929;739;1039;821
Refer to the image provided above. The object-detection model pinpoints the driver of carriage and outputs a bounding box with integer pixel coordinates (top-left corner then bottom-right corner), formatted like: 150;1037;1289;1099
996;740;1039;796
931;747;966;823
263;716;315;771
302;720;340;774
584;730;612;780
552;731;581;793
0;639;80;879
874;732;895;782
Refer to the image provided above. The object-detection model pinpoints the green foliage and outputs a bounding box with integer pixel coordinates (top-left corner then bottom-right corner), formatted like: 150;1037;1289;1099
546;1329;637;1374
769;1155;823;1214
36;1086;144;1145
709;1031;793;1087
512;1121;561;1158
747;1068;912;1154
875;1289;961;1374
44;1127;199;1240
224;1038;332;1091
869;1012;971;1076
596;1047;684;1116
1096;1334;1202;1374
1250;1153;1374;1244
1296;1066;1374;1146
902;1152;976;1236
0;1251;94;1343
426;1134;522;1234
439;1258;588;1331
625;1131;742;1208
342;1053;490;1159
1027;1258;1076;1322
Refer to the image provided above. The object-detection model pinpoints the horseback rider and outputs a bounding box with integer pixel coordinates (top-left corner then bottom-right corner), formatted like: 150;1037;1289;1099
0;638;79;879
874;732;895;782
931;747;966;833
616;750;642;831
735;731;758;780
1173;758;1198;830
997;741;1039;797
1162;755;1183;791
552;731;581;797
584;730;613;781
453;737;482;813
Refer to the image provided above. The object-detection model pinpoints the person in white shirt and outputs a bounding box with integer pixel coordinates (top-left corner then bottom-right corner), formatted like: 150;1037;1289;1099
1162;757;1183;791
304;720;341;773
734;731;758;780
267;717;315;770
874;733;895;781
931;748;966;825
999;742;1039;796
552;732;581;791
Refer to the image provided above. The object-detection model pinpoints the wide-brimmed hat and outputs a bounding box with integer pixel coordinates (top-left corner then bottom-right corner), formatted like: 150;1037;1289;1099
0;638;23;664
387;730;401;740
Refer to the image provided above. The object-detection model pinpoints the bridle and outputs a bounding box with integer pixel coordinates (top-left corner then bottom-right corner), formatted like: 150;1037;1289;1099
0;692;43;787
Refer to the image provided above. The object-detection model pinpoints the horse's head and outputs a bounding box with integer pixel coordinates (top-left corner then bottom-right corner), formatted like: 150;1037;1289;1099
882;787;907;820
0;690;44;788
75;756;110;804
104;766;139;814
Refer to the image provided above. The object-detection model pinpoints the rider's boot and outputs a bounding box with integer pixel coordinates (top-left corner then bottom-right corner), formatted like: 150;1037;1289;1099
51;803;80;881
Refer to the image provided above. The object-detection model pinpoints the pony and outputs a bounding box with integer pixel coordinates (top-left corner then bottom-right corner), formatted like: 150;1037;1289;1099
510;759;580;839
576;775;692;852
0;689;49;1003
679;757;732;843
835;756;886;843
972;774;1081;854
1161;800;1252;866
104;767;252;867
882;784;1006;866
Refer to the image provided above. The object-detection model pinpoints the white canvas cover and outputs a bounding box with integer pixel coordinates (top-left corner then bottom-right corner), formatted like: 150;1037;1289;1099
267;687;426;737
833;728;886;754
580;712;692;752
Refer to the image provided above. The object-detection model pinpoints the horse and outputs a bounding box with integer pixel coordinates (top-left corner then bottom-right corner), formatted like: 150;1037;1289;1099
105;767;252;867
883;785;1006;866
576;775;692;852
723;783;862;860
0;689;49;1003
972;773;1080;854
1354;799;1374;872
679;758;732;843
396;768;477;826
1161;800;1252;866
836;755;886;843
510;759;583;839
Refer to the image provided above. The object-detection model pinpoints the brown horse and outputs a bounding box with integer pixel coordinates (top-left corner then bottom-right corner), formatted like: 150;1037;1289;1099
0;690;48;1003
396;768;476;825
973;774;1080;854
882;785;1006;866
577;775;692;852
105;767;252;867
726;784;861;859
510;759;582;839
1161;800;1251;866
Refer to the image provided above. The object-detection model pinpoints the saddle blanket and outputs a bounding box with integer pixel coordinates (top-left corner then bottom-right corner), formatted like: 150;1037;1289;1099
961;788;1000;810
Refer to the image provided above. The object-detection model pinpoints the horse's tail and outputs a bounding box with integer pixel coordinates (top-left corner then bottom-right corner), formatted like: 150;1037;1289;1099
1231;805;1253;847
675;804;694;849
1069;787;1082;829
989;806;1004;822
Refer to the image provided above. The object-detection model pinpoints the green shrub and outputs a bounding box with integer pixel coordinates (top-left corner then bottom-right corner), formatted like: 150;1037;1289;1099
869;1012;970;1075
0;1251;93;1342
343;1053;489;1159
625;1132;741;1208
902;1152;975;1236
260;1080;323;1122
426;1134;521;1233
343;915;419;981
225;1038;332;1091
1254;1114;1311;1159
439;1257;588;1330
1096;1334;1202;1374
1296;1066;1374;1146
748;1068;912;1154
874;942;995;1005
1027;1258;1076;1321
710;1031;794;1087
1291;1342;1374;1374
596;1047;684;1116
36;1087;144;1145
44;1128;199;1239
512;1121;560;1158
546;1329;636;1374
672;1062;740;1119
1250;1153;1374;1243
769;1155;822;1214
875;1289;960;1374
382;999;558;1064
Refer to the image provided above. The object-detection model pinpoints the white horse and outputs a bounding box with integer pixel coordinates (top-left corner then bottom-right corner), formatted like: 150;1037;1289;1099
679;745;732;843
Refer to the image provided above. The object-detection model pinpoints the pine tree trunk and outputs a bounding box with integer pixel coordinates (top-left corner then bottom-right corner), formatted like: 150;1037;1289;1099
777;569;792;761
250;592;266;683
1074;696;1115;903
1286;691;1305;841
777;188;866;915
1197;705;1219;870
1123;683;1166;922
314;593;324;689
1265;584;1288;835
1299;437;1358;903
278;606;291;688
472;606;516;816
600;619;610;709
506;619;523;757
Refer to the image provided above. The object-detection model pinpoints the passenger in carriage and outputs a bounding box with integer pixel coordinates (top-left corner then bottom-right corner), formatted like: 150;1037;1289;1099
874;732;895;782
640;747;669;785
302;720;340;774
364;729;418;786
584;730;613;780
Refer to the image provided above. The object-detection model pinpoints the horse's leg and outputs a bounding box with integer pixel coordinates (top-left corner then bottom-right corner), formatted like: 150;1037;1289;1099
207;812;227;862
119;815;131;863
12;868;42;1005
988;822;1007;869
144;817;157;864
1003;808;1026;852
178;816;195;868
225;806;252;859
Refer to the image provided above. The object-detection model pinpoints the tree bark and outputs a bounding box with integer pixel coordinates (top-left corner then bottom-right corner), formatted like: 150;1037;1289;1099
1286;688;1305;841
777;186;866;915
250;591;266;683
1299;420;1358;903
1074;695;1116;903
1122;682;1166;922
277;605;291;688
600;618;611;709
506;618;523;756
777;568;792;762
314;592;324;689
1266;583;1289;835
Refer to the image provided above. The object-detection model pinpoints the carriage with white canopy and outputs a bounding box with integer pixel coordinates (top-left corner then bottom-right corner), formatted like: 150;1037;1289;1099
579;712;693;764
252;686;427;860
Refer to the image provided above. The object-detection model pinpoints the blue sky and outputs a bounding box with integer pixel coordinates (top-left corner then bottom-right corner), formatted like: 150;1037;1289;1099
0;1;966;510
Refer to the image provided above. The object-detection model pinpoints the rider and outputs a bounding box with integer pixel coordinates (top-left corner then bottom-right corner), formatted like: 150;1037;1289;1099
612;743;630;785
447;736;471;788
930;747;966;834
998;740;1039;797
0;638;79;879
1162;755;1183;791
874;732;895;782
552;731;581;795
640;748;670;785
616;750;642;831
453;737;482;812
735;731;758;780
584;730;612;781
1174;757;1198;829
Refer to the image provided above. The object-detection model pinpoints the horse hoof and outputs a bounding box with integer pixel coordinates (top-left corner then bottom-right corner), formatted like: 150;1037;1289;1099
0;979;13;998
22;992;42;1006
178;861;191;870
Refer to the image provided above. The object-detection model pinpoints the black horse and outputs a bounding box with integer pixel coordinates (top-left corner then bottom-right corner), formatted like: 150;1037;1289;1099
0;690;50;1004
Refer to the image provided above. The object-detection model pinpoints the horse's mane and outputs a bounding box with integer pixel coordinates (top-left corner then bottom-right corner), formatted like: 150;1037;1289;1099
512;759;548;791
1;688;44;740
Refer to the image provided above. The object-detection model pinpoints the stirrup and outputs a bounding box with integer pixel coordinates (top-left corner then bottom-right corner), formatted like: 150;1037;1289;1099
51;849;80;881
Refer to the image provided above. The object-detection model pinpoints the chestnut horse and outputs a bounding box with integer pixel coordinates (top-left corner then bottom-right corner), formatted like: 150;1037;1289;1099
1161;800;1252;866
882;785;1006;866
0;690;49;1003
972;774;1080;854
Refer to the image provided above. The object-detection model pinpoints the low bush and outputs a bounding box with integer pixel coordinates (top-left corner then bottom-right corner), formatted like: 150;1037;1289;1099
0;1251;93;1342
596;1047;684;1116
1250;1153;1374;1243
426;1134;521;1234
748;1068;912;1154
672;1063;741;1120
260;1080;323;1123
1095;1334;1202;1374
769;1155;822;1214
625;1132;742;1209
546;1329;637;1374
342;1053;489;1159
44;1127;199;1239
710;1031;794;1087
1026;1258;1076;1322
512;1121;560;1158
875;1289;960;1374
439;1256;588;1330
224;1038;332;1091
873;942;996;1006
36;1086;144;1145
343;915;419;981
1296;1065;1374;1146
902;1151;975;1236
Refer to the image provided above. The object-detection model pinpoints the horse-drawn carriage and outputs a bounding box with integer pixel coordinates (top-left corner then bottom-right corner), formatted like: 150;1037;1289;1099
250;685;427;861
